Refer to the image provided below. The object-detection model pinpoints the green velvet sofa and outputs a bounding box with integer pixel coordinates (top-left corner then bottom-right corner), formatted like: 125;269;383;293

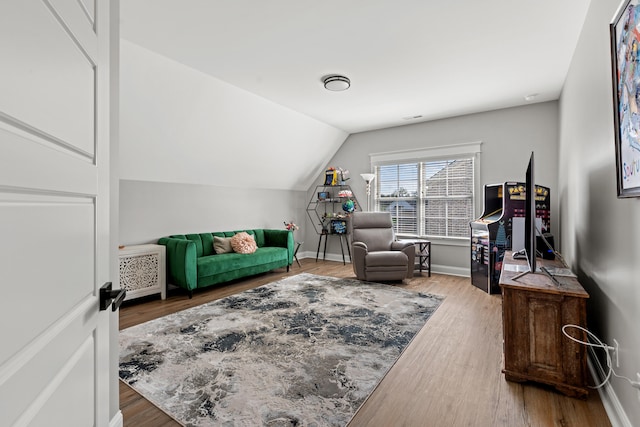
158;229;294;297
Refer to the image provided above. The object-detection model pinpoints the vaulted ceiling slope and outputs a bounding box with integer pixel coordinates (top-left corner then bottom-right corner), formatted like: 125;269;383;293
121;0;590;133
119;1;590;190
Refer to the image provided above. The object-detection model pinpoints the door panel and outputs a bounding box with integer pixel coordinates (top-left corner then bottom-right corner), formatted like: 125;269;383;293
77;0;95;24
0;192;95;364
0;126;95;194
1;302;96;426
26;338;95;427
0;0;113;426
0;0;95;155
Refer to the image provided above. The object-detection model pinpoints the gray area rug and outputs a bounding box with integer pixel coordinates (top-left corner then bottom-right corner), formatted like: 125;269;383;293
119;273;444;426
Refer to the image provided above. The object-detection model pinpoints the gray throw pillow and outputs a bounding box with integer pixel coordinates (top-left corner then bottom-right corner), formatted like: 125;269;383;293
213;236;233;254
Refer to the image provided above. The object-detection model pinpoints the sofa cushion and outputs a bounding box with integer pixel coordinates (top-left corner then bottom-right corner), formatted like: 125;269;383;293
197;247;287;278
185;233;205;257
365;251;408;267
213;236;233;254
230;232;257;254
252;229;265;247
200;233;215;256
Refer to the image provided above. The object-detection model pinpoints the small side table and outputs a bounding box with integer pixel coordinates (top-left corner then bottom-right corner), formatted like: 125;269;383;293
119;244;166;301
405;239;431;277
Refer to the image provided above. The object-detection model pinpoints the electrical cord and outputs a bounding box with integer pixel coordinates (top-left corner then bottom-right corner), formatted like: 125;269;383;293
532;229;637;389
561;324;640;389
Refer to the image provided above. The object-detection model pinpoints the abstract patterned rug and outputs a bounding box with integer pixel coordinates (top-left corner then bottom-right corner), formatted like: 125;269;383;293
119;273;443;426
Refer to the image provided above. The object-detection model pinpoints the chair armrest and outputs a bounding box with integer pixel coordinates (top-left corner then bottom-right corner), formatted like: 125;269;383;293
157;237;197;291
353;241;368;252
392;240;416;278
391;240;414;251
351;241;368;279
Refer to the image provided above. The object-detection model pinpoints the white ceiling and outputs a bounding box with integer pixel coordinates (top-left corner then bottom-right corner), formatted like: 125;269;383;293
120;0;591;134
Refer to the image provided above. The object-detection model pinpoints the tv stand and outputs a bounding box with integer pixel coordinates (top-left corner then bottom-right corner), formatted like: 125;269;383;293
499;251;589;399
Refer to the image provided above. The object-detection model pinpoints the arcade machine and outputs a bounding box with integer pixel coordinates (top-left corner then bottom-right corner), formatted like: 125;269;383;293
470;182;550;294
470;183;504;294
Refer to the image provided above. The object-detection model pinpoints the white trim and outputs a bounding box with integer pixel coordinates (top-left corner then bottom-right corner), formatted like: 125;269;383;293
397;235;470;247
369;141;482;164
588;347;631;427
296;251;470;278
109;411;123;427
432;264;469;277
297;250;352;264
43;0;98;64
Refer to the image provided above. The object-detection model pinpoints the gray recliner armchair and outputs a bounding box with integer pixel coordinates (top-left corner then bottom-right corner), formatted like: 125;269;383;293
350;212;415;281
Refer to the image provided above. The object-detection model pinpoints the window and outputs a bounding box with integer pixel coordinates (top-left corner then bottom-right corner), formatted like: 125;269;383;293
371;143;480;239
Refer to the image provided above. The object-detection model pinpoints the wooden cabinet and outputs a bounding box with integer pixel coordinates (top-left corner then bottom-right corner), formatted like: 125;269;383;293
119;244;166;301
499;252;589;398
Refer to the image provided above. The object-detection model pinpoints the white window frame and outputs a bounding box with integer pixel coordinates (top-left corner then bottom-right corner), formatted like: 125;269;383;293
369;142;482;243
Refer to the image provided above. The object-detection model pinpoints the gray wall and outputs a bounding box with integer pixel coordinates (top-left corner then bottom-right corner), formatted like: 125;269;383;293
119;40;346;192
560;0;640;424
119;180;306;245
304;101;560;275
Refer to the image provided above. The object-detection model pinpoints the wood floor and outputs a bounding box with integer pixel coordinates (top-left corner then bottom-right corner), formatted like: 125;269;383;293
119;259;612;427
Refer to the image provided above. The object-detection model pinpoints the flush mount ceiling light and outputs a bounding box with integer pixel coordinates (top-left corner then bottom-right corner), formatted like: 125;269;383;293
524;93;539;102
323;75;350;91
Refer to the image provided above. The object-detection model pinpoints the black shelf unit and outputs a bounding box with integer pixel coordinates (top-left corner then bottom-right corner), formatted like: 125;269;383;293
306;184;360;264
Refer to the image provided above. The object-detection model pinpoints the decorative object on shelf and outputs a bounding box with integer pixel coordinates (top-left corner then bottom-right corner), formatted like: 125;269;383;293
610;0;640;198
338;167;350;185
337;189;353;198
325;167;339;185
317;191;330;201
284;221;299;231
331;220;347;234
342;199;355;213
324;166;351;186
360;173;376;211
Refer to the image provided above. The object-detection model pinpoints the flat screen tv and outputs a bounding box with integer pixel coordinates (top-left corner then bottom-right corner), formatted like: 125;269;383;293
513;152;537;281
524;151;536;274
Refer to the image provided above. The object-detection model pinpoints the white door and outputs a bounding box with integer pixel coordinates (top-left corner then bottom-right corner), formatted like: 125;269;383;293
0;1;116;426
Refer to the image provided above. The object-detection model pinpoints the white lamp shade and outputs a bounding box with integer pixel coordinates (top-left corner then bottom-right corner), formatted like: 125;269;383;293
360;173;376;183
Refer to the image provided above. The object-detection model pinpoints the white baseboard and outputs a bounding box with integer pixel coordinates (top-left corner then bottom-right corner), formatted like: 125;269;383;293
110;410;123;427
431;264;468;277
296;252;470;278
588;347;631;427
297;250;351;264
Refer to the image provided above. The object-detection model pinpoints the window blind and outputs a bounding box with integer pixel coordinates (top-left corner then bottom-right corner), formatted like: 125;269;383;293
374;154;475;238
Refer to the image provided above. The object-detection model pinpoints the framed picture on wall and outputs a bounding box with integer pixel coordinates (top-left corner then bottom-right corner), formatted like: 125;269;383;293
610;0;640;198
